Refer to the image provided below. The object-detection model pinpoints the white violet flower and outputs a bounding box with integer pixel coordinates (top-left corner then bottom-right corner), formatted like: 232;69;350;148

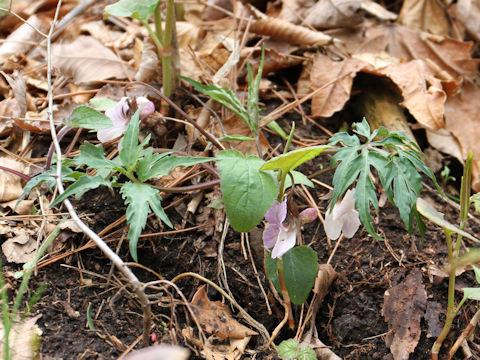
324;189;361;240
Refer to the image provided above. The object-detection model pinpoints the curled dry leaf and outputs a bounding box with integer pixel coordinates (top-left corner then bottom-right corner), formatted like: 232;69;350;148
456;0;480;41
382;269;426;360
397;0;450;35
444;82;480;192
313;263;337;302
0;15;49;63
52;35;134;84
0;70;27;117
0;98;20;137
248;17;333;46
0;157;25;202
1;231;36;264
190;285;258;339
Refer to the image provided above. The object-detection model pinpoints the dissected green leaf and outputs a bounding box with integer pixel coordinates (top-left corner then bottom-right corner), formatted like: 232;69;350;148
104;0;159;20
121;182;172;261
73;142;119;173
66;106;112;129
119;109;141;170
137;153;212;182
51;175;111;207
260;145;330;173
416;198;479;242
216;150;277;232
90;97;118;111
283;246;318;305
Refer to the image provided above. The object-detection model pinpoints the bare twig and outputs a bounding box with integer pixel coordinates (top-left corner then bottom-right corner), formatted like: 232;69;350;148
45;0;152;347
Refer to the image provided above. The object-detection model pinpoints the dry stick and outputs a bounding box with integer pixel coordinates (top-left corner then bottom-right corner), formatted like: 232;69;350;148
448;308;480;359
45;1;152;347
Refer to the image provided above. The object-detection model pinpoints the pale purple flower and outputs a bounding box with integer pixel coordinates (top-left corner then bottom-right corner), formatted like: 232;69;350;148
263;199;297;259
97;96;154;144
324;189;361;240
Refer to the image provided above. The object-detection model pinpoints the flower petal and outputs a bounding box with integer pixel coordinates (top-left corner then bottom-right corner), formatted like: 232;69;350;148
330;189;356;221
105;97;129;126
137;97;155;119
299;207;317;224
271;226;296;259
263;223;280;249
97;122;128;143
324;207;343;240
341;209;361;238
265;199;287;225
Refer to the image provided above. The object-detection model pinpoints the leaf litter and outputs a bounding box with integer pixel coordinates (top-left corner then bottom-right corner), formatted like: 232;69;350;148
0;0;480;359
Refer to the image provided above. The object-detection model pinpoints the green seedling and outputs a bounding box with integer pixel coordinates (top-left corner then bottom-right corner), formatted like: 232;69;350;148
21;106;212;262
277;339;316;360
105;0;178;98
0;223;61;360
441;165;456;188
416;151;480;359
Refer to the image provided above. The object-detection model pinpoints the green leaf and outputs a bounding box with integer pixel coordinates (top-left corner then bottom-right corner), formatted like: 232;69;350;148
104;0;159;20
66;106;112;129
260;145;330;173
297;346;316;360
473;265;480;284
216;150;277;232
119;109;141;170
284;170;314;189
218;135;255;142
278;339;300;360
90;97;118;111
265;253;280;292
73;142;118;173
180;76;249;125
353;117;372;139
51;175;111;207
137;153;212;182
120;182;172;261
471;193;480;214
462;287;480;301
416;198;479;242
283;246;318;305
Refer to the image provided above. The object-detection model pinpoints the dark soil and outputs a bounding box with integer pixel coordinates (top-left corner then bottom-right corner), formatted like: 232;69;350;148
4;118;480;360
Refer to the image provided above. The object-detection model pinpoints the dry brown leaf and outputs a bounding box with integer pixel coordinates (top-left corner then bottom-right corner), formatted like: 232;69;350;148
0;315;42;360
313;263;337;301
0;98;20;138
425;301;443;338
371;60;447;130
444;82;480;192
425;128;463;164
456;0;480;41
397;0;450;35
190;285;258;339
0;71;27;117
1;199;34;215
0;157;25;202
310;53;366;118
249;17;332;46
303;0;364;30
1;231;36;264
0;15;49;63
383;269;426;360
52;35;133;84
360;0;398;21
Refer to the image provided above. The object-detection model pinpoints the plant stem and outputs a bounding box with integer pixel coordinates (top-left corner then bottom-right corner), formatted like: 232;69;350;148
277;260;295;329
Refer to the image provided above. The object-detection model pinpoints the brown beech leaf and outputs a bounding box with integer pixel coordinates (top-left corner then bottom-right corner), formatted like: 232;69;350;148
248;17;333;46
369;60;447;130
52;36;133;84
310;53;366;118
190;285;258;339
444;82;480;192
383;269;427;360
0;15;49;63
456;0;480;41
397;0;450;35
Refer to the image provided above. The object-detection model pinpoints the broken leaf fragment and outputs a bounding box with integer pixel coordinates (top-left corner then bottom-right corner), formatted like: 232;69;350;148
190;285;258;339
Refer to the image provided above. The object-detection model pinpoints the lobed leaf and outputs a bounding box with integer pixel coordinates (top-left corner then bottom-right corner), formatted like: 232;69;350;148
216;150;277;232
121;182;172;261
51;175;111;207
119;109;141;170
73;142;119;173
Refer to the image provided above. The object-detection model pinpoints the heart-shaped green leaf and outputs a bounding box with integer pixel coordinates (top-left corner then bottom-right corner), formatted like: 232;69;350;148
283;246;318;305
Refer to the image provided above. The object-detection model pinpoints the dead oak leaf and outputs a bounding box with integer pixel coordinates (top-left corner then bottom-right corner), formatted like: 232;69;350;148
382;269;427;360
190;285;258;339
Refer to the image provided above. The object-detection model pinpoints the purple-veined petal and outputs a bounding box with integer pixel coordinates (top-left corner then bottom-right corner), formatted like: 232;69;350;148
265;199;287;225
263;223;280;249
271;226;296;259
324;207;342;240
341;209;361;238
299;207;317;224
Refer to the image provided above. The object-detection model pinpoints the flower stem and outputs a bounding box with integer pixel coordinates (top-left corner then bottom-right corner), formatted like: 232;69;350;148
277;260;295;329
